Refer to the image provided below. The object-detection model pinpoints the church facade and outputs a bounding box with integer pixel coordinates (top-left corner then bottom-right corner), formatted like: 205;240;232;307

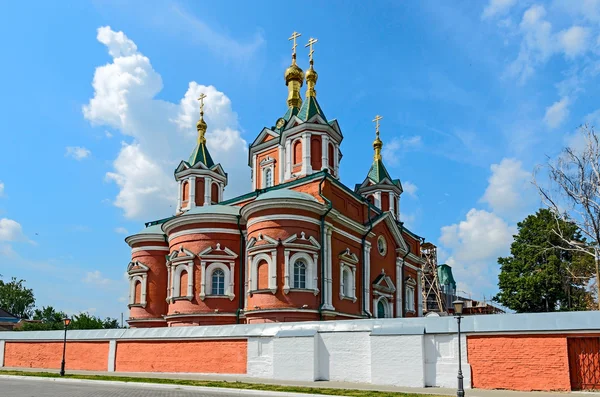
125;34;425;327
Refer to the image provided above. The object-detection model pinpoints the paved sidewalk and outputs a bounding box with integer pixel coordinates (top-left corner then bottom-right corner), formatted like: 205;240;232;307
2;367;599;397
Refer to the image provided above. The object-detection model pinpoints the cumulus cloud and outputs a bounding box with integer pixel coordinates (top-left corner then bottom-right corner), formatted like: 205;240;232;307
0;181;4;197
544;97;570;128
83;270;116;287
481;0;517;20
402;181;418;198
114;227;128;235
382;136;422;166
507;5;592;83
65;146;91;160
0;218;28;242
83;26;248;220
480;158;536;221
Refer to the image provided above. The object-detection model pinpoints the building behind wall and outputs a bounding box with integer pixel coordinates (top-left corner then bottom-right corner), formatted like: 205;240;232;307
124;34;427;327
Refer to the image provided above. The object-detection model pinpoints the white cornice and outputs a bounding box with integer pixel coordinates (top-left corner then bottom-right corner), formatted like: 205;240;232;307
125;234;167;247
241;198;325;219
131;246;170;253
281;122;342;144
247;214;321;228
168;228;241;242
175;168;227;183
163;214;239;235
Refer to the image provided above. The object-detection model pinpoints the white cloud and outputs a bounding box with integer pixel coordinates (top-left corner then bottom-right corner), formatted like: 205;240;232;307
439;209;516;297
83;26;248;220
481;0;517;20
114;227;128;234
400;212;416;228
559;26;590;58
0;244;16;257
0;181;4;197
544;97;570;128
382;136;422;166
507;5;592;83
83;270;115;287
65;146;91;160
402;181;418;198
105;131;113;138
0;218;27;242
480;158;536;220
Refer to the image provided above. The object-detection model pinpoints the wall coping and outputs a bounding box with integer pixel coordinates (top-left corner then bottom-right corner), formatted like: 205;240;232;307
1;311;598;341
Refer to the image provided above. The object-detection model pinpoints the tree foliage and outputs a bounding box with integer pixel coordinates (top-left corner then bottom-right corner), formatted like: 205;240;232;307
494;209;595;312
0;277;35;319
535;124;600;308
20;306;121;331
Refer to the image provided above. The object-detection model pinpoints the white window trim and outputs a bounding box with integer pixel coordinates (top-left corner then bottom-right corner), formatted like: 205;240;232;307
249;251;277;294
291;138;302;168
374;296;393;319
172;262;194;301
202;262;235;301
128;275;147;307
339;262;357;302
405;278;416;312
284;251;318;295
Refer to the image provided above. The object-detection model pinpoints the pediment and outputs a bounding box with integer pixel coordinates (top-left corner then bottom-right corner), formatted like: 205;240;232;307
127;261;149;274
338;248;359;264
210;163;227;178
198;243;238;259
370;213;409;253
250;127;279;148
306;113;328;125
168;246;196;261
282;232;320;250
248;233;279;252
372;269;396;293
175;160;191;174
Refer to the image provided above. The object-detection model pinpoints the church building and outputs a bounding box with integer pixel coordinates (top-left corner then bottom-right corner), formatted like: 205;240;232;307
125;33;425;327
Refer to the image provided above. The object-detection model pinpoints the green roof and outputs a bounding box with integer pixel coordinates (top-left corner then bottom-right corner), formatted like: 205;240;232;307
366;159;402;189
438;264;456;288
137;224;165;235
185;204;240;216
297;96;327;122
256;188;318;202
188;142;215;168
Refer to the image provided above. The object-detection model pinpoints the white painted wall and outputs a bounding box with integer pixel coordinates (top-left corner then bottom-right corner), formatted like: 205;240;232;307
371;334;425;387
318;331;371;383
273;333;317;381
424;333;471;388
247;337;274;378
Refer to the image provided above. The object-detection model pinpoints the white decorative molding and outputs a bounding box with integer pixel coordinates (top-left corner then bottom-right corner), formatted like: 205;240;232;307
249;251;277;294
284;251;319;295
127;261;149;307
396;258;404;318
131;245;169;253
324;226;334;310
339;262;357;302
190;176;197;209
201;262;235;301
168;227;239;242
373;295;393;318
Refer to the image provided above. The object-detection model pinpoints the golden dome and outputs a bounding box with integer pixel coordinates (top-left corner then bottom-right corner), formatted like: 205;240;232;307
285;62;304;86
196;116;207;144
373;135;383;160
305;65;318;84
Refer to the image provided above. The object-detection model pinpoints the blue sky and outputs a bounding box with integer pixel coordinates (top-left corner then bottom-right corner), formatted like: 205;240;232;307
1;0;600;318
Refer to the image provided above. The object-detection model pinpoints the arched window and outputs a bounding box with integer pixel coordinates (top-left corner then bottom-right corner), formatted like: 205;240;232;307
311;136;321;170
182;181;189;201
211;182;219;204
179;270;188;297
133;280;142;304
405;285;416;312
257;260;270;290
377;300;387;319
343;268;352;297
328;143;335;168
264;168;273;188
293;260;306;289
195;179;205;206
212;269;225;295
293;140;302;165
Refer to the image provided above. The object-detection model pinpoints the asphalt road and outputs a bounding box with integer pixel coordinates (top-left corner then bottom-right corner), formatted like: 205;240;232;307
0;377;255;397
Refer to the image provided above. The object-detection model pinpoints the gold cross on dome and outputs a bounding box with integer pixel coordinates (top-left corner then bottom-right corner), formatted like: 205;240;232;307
305;37;318;62
372;115;383;134
288;31;302;56
197;93;207;114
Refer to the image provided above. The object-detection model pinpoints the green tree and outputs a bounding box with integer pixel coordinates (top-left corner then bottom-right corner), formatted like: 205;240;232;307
494;209;595;312
0;277;35;319
20;306;67;331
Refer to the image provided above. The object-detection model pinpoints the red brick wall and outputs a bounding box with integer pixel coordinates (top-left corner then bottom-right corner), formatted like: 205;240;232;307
468;335;571;391
115;340;247;373
5;342;108;371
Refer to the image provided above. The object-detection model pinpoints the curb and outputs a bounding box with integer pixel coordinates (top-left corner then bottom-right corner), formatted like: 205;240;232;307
0;375;350;397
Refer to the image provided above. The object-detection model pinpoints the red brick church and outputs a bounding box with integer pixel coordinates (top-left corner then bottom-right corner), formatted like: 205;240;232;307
125;33;425;327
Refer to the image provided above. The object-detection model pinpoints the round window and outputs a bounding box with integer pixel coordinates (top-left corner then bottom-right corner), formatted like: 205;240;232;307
377;235;387;256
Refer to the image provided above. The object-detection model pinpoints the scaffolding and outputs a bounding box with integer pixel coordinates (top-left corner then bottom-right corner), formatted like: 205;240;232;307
420;242;446;314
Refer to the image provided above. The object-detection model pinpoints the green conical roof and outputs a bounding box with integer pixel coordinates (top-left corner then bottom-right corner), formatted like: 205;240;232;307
438;264;456;288
367;159;392;184
188;142;215;168
297;96;327;122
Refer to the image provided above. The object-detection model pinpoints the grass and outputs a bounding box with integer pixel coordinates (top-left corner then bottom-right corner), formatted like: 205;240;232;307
0;370;447;397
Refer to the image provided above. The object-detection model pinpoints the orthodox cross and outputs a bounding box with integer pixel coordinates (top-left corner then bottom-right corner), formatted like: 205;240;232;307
288;31;302;56
305;37;318;62
372;115;383;135
197;93;207;115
